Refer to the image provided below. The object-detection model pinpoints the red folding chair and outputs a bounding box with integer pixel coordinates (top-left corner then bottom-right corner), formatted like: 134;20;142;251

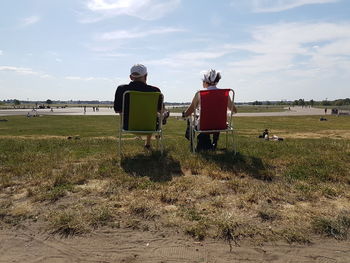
189;89;236;153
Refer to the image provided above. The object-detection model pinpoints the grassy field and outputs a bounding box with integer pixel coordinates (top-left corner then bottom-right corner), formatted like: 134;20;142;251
0;115;350;244
168;105;288;113
1;104;288;113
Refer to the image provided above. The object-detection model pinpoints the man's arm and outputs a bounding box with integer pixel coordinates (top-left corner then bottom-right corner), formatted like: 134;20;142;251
113;89;120;113
114;86;125;113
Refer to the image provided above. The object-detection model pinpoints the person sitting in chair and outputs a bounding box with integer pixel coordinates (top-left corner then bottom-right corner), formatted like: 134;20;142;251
182;69;237;151
114;64;168;149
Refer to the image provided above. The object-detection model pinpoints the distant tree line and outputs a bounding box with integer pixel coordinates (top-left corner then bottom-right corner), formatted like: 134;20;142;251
250;98;350;107
291;98;350;106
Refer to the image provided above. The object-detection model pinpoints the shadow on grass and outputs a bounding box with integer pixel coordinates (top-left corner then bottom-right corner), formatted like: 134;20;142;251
121;150;183;182
200;150;273;181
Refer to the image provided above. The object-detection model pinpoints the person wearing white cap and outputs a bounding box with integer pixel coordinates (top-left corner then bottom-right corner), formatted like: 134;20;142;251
114;64;163;149
182;69;237;151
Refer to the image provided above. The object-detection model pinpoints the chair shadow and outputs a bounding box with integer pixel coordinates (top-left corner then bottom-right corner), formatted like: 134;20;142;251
120;150;183;182
200;150;273;181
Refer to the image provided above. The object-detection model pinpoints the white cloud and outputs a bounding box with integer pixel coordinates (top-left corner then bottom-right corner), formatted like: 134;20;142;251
100;53;128;57
20;16;40;27
231;0;339;13
146;50;228;68
0;50;3;55
82;0;181;22
175;51;228;62
95;53;130;60
226;22;350;75
317;39;350;55
65;76;111;81
40;74;53;79
98;27;184;41
0;66;41;75
0;66;52;78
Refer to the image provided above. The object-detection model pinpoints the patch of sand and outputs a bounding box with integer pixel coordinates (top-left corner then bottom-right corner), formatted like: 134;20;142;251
75;179;109;192
290;130;350;139
1;226;350;263
240;129;350;140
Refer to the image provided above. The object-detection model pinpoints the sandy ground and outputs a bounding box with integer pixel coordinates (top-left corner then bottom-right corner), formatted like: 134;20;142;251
0;106;330;117
1;225;350;263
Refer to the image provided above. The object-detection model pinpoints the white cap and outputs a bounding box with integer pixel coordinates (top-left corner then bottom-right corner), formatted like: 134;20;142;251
130;64;147;77
203;69;221;84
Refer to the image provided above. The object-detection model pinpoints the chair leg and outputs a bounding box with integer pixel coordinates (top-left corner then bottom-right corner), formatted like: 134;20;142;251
232;130;236;155
160;132;163;155
192;131;196;153
118;130;122;160
190;124;196;153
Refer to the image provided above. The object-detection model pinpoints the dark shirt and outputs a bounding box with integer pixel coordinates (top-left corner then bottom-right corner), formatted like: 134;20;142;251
114;81;162;130
114;81;161;112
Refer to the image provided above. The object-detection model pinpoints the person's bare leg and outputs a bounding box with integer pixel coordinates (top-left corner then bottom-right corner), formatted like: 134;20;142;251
145;135;152;149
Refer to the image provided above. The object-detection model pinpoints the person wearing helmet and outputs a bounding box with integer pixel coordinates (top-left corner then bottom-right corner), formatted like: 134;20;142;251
182;69;237;151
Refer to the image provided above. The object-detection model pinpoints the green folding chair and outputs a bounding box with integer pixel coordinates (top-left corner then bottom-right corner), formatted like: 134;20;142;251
118;91;164;156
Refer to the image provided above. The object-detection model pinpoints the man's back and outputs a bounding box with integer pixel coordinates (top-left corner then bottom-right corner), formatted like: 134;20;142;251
114;81;160;113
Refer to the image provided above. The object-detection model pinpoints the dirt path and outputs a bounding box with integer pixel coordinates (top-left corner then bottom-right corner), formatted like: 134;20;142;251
1;226;350;263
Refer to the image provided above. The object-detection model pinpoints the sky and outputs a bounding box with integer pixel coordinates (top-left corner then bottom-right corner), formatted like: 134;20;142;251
0;0;350;103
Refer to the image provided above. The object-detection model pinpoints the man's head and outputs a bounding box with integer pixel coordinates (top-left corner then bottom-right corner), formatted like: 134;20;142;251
130;64;148;83
202;69;221;87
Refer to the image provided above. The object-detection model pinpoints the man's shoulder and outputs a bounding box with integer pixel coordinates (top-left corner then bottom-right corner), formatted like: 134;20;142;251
120;81;160;92
146;84;161;92
116;84;129;91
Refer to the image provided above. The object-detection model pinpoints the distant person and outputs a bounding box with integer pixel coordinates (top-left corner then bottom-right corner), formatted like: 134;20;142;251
84;106;86;114
182;69;237;151
325;108;327;114
114;64;167;149
258;129;269;139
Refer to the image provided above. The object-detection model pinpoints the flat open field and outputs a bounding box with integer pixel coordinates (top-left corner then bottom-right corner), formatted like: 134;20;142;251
1;115;350;262
167;105;288;113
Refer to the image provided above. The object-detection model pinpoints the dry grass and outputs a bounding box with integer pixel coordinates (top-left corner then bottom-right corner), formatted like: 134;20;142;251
0;115;350;245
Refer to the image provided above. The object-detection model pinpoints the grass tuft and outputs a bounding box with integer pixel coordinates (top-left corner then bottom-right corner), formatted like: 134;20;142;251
216;215;241;251
258;208;279;222
185;222;207;241
280;228;311;244
312;211;350;240
48;209;88;237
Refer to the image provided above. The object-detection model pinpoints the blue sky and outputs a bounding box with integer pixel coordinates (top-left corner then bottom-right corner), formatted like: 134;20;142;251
0;0;349;102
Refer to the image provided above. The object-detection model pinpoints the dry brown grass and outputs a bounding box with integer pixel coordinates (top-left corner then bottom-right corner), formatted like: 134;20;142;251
1;115;350;245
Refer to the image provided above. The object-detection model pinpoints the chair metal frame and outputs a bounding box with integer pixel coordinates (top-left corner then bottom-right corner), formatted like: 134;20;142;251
189;89;236;153
118;91;164;156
